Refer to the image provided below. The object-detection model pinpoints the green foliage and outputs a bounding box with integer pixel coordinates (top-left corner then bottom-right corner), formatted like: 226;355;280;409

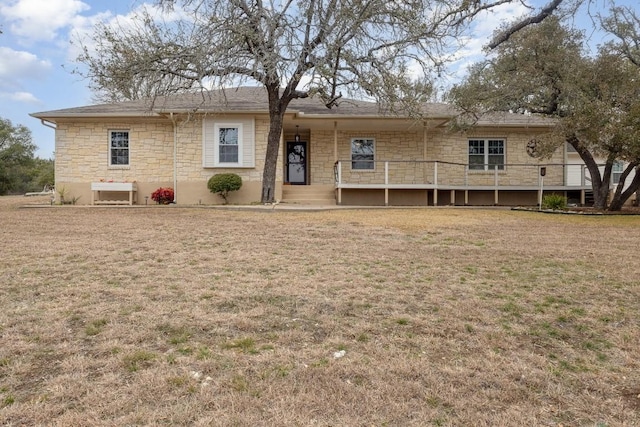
122;350;156;372
542;194;567;210
2;394;15;407
448;17;640;210
0;117;51;195
221;337;257;354
85;318;109;336
207;173;242;204
32;158;55;190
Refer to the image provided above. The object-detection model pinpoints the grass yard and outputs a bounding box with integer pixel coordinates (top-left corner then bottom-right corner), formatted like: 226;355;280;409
1;196;639;426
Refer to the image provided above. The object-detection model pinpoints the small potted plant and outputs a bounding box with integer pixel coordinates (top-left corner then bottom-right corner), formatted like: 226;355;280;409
151;187;174;204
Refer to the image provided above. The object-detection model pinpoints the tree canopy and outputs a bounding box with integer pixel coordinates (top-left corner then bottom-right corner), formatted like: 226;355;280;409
602;5;640;67
0;117;53;195
77;0;572;203
448;16;640;210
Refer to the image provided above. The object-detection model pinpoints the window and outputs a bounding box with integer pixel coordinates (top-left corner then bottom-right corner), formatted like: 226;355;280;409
218;127;239;163
468;139;504;170
612;161;624;184
351;138;375;170
109;130;129;166
203;118;255;168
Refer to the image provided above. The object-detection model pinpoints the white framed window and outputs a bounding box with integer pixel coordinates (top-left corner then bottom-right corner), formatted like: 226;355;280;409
109;130;129;167
203;118;255;168
469;139;505;171
217;125;241;164
351;138;375;170
612;160;624;184
215;123;242;166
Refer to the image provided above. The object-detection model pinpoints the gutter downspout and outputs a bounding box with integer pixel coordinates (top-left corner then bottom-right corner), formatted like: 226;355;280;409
170;113;178;203
40;119;57;197
40;119;56;130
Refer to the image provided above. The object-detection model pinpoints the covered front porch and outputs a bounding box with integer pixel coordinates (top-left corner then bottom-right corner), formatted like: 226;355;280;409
333;160;592;206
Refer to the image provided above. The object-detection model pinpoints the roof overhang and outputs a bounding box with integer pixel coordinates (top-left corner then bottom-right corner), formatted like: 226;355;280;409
289;112;453;131
29;112;166;122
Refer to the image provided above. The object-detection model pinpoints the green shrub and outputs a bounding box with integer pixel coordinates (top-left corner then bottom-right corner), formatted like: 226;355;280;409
207;173;242;204
542;193;567;210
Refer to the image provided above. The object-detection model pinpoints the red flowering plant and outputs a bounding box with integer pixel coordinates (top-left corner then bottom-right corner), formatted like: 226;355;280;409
151;187;174;204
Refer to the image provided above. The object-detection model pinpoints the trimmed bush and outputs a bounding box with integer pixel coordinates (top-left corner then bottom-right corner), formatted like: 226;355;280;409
542;193;567;210
207;173;242;204
151;187;174;204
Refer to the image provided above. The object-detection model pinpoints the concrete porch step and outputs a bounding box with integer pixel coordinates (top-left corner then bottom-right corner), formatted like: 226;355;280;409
282;185;336;205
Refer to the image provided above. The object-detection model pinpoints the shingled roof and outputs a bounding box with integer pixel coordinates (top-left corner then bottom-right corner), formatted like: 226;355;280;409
31;86;554;127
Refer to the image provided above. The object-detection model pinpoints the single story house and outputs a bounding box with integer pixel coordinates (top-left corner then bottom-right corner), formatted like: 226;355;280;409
31;86;592;206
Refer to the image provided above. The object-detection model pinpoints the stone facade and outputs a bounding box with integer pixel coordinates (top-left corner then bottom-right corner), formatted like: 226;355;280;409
55;119;174;184
53;113;562;206
310;125;564;188
54;115;280;205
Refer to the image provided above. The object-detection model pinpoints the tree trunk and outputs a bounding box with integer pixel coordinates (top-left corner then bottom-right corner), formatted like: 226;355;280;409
260;85;292;204
608;163;640;211
592;183;609;210
261;112;285;203
567;136;609;209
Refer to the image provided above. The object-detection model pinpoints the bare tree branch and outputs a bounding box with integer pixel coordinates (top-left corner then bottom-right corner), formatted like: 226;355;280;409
487;0;565;49
602;6;640;67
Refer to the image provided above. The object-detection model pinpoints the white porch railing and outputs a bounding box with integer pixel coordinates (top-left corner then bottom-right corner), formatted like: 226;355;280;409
333;160;593;205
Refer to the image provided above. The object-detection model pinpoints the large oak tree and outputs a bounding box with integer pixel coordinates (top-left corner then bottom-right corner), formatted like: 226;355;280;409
77;0;571;203
448;17;640;210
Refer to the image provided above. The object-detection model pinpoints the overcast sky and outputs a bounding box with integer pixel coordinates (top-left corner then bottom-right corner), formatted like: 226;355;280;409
0;0;634;158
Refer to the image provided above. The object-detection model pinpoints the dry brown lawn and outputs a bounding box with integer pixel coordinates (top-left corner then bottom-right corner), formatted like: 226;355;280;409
1;195;639;426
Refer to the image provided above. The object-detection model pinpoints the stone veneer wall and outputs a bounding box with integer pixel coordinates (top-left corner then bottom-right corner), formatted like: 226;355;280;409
429;128;565;186
54;115;560;206
310;129;424;185
54;115;280;205
172;115;279;204
309;126;564;187
55;119;175;183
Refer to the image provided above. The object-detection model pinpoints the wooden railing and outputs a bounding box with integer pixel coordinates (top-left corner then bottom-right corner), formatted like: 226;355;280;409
333;160;594;205
333;161;596;188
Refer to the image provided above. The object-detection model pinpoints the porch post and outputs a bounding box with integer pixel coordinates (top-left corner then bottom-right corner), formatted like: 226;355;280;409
333;121;338;162
464;165;469;205
433;161;438;206
494;167;499;205
384;161;389;206
423;124;428;160
337;161;342;205
580;165;586;206
424;127;428;206
333;122;340;204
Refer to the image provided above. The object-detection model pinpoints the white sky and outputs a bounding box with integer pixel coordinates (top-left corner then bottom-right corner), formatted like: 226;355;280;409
0;0;635;158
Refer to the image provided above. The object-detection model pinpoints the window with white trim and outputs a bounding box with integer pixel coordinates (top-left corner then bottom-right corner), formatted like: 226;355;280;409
218;126;240;163
109;130;129;166
203;118;255;168
612;160;624;184
351;138;375;170
468;139;504;170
